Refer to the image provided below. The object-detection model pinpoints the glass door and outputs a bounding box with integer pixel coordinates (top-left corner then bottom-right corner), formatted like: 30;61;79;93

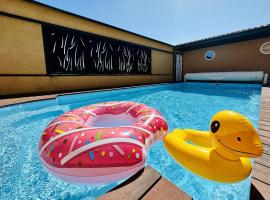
175;53;182;82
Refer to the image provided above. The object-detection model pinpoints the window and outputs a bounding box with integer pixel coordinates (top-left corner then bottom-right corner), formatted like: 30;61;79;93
260;41;270;54
205;50;215;60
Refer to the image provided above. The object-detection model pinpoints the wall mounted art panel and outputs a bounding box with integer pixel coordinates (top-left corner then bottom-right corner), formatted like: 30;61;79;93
42;24;151;75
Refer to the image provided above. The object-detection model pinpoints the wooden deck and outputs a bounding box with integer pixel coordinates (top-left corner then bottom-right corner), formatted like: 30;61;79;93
98;166;191;200
252;87;270;200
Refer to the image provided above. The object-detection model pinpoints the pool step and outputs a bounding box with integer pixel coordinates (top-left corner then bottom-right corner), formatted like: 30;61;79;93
98;166;192;200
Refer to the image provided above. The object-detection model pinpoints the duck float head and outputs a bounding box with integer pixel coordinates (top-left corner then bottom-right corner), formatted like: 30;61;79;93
210;111;263;159
163;110;263;183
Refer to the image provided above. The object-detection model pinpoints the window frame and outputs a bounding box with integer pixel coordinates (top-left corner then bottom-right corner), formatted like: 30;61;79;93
204;50;216;60
260;41;270;55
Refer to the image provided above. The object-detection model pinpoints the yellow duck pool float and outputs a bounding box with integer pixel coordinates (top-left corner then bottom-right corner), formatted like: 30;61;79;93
163;110;263;183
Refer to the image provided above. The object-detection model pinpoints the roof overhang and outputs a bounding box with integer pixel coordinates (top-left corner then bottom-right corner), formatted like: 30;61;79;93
175;25;270;51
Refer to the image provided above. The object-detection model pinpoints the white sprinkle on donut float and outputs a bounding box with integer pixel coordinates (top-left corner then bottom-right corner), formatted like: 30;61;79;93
39;101;168;184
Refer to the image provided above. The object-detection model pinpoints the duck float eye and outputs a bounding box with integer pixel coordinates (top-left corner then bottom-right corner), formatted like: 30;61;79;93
210;120;220;133
237;137;241;141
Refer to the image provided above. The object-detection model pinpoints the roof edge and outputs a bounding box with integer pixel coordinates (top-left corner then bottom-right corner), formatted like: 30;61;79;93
26;0;173;47
175;24;270;51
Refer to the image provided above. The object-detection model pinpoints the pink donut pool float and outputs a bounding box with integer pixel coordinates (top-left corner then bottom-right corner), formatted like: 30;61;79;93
39;101;168;184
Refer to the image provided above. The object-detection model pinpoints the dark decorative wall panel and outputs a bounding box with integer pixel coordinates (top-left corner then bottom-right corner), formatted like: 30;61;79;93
42;25;151;75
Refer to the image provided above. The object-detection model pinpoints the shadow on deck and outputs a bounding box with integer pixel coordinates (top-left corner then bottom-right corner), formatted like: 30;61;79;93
98;166;192;200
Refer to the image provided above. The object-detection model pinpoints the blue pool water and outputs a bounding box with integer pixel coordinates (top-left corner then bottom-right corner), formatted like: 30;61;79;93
0;82;261;200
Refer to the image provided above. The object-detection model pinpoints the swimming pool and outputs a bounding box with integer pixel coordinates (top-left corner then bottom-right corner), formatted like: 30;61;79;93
0;82;261;200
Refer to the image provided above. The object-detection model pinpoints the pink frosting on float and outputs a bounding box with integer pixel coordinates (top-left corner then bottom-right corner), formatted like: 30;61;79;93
39;101;168;184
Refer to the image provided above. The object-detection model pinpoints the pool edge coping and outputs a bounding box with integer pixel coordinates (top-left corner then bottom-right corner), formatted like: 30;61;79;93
0;82;171;108
0;82;262;108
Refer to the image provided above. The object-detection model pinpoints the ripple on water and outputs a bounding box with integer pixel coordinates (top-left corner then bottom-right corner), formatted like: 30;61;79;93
0;83;260;199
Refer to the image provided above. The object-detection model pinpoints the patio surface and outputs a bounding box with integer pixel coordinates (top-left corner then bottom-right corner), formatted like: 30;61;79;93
98;166;191;200
252;87;270;199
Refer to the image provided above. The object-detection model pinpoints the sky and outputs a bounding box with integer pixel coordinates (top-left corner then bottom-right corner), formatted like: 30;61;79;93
36;0;270;45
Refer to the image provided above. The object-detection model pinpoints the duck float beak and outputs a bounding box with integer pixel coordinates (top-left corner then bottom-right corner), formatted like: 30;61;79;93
215;130;263;158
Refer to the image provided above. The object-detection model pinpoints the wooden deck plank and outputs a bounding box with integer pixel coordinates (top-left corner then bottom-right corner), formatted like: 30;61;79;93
261;144;270;155
261;99;270;101
261;99;270;102
252;163;270;185
259;121;270;126
260;112;270;117
260;104;270;107
260;113;270;117
258;129;270;138
258;130;270;138
251;179;270;200
260;135;270;146
259;115;270;120
261;101;270;103
258;124;270;132
98;166;161;200
260;102;270;105
259;109;270;112
260;101;270;104
251;87;270;200
259;112;270;116
255;154;270;168
259;119;270;124
260;101;270;103
142;177;192;200
259;108;270;111
98;166;191;200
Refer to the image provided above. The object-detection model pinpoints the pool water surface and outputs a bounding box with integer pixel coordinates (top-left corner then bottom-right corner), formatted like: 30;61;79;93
0;83;261;200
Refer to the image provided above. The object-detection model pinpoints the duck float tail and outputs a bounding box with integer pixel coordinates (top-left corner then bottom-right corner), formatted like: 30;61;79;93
163;110;263;183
